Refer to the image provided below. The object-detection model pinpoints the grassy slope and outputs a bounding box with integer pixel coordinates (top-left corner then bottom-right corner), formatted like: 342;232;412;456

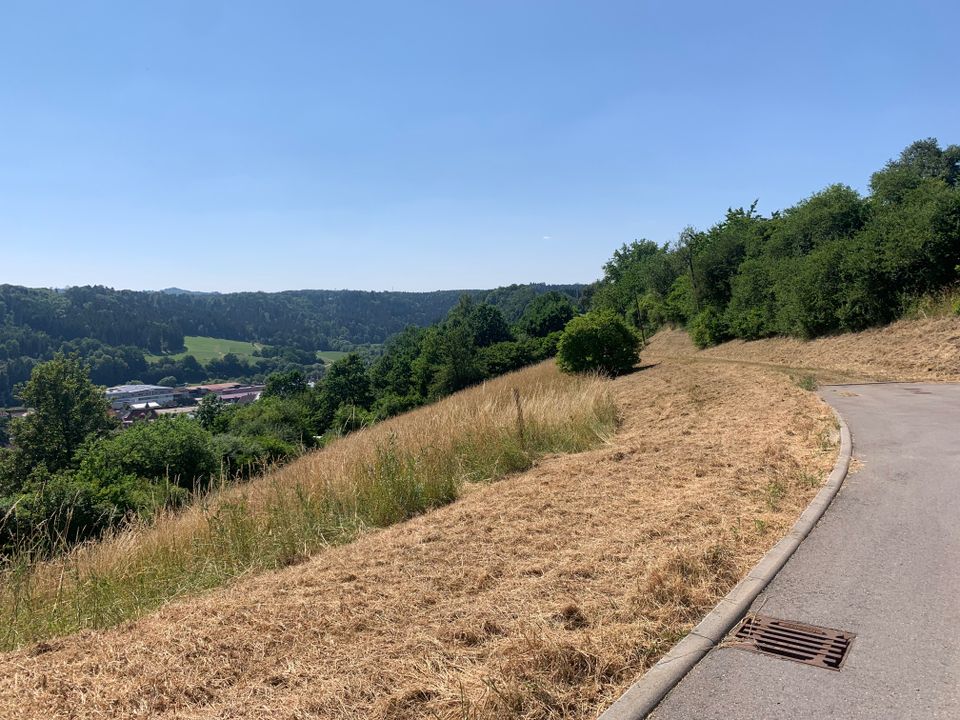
653;316;960;383
0;335;841;719
146;335;265;363
0;362;616;651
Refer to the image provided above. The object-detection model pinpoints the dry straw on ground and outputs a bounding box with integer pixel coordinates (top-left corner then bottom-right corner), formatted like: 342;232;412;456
652;316;960;383
0;363;616;650
0;333;839;719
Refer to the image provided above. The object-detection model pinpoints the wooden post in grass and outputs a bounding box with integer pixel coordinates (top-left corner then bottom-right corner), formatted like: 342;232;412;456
512;388;525;447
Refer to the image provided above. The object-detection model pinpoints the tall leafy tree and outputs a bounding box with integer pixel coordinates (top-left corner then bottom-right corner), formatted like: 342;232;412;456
320;354;373;412
10;354;116;475
516;291;576;337
263;369;307;399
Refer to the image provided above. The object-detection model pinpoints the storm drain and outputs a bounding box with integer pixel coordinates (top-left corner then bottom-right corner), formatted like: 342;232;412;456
730;614;854;670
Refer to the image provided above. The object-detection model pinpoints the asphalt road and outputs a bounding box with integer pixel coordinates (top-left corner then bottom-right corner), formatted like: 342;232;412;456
650;383;960;719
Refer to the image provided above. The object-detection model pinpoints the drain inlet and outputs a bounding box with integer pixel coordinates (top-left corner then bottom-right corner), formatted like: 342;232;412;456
730;614;854;670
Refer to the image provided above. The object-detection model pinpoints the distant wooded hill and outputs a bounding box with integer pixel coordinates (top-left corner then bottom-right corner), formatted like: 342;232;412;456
0;283;585;405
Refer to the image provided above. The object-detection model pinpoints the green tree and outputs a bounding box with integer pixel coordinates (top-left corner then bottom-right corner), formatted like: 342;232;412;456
320;354;372;410
556;312;639;375
516;291;576;337
871;138;960;204
468;303;513;347
369;326;427;402
263;369;307;399
10;354;116;475
195;393;226;431
229;395;315;448
430;319;483;396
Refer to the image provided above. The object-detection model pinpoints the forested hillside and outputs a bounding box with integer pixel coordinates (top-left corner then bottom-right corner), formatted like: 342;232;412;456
0;283;583;406
590;138;960;346
0;292;578;547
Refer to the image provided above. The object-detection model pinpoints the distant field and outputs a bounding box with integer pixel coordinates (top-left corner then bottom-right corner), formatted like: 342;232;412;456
147;337;350;365
146;336;264;363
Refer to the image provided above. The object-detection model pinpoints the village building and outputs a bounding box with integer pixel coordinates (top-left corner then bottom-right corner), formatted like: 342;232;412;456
186;383;265;404
105;384;175;410
117;402;161;425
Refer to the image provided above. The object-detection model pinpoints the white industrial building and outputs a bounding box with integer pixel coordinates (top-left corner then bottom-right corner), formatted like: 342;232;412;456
105;384;175;410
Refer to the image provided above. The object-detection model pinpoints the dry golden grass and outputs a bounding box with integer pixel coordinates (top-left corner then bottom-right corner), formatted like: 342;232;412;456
0;362;616;651
652;316;960;383
0;343;838;719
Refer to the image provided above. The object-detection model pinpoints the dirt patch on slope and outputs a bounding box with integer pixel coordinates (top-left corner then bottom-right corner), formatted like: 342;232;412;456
0;355;837;719
650;317;960;383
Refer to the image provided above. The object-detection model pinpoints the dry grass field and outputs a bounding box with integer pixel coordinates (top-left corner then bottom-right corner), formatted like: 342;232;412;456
0;335;839;720
653;316;960;383
0;363;617;651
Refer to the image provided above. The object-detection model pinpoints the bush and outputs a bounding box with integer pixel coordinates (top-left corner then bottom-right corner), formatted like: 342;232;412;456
331;404;376;434
477;341;535;376
556;312;639;375
688;307;728;348
0;464;184;548
76;416;217;490
212;433;275;479
371;392;423;420
533;331;563;359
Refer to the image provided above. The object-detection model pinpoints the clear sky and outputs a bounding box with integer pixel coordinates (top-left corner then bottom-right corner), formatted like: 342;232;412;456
1;1;957;293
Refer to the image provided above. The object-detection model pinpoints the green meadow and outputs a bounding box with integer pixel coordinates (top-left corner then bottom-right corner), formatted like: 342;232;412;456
146;336;264;363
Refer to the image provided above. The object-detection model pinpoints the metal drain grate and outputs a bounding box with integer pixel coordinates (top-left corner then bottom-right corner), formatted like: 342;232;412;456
731;614;854;670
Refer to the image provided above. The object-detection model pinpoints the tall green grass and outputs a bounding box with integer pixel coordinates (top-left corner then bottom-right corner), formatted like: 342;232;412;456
901;285;960;320
0;362;617;650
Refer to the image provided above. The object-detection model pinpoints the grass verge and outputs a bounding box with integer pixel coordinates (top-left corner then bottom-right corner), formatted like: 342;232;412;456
0;362;616;651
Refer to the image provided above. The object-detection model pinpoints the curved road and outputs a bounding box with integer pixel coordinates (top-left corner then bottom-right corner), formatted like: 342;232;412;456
650;383;960;719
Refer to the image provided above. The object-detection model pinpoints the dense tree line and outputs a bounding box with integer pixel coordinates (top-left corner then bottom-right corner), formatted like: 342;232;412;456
0;283;583;406
590;139;960;346
0;293;577;547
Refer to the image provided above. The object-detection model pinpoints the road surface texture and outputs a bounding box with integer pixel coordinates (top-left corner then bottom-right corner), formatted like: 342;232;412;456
651;383;960;720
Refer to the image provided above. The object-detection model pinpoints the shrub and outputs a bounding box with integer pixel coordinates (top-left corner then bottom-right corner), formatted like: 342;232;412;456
533;331;563;359
212;433;275;479
331;404;376;434
688;307;728;348
478;341;535;376
371;392;423;420
556;312;639;375
76;416;217;490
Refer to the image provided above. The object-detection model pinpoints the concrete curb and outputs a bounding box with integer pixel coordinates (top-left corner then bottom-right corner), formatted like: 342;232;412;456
598;407;853;720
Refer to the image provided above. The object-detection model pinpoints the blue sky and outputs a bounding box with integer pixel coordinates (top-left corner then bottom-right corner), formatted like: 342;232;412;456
1;1;957;292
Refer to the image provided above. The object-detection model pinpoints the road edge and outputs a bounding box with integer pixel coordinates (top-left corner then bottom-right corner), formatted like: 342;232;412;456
598;404;853;720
